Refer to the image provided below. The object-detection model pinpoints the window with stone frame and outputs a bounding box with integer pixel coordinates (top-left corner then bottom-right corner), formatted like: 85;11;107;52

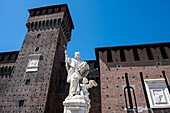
26;54;41;72
144;79;170;108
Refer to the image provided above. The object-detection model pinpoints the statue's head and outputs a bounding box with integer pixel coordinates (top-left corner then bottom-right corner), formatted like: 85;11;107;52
74;52;81;60
82;77;88;84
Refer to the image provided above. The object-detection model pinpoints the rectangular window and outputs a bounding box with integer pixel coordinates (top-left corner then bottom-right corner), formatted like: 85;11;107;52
25;79;30;85
19;100;24;107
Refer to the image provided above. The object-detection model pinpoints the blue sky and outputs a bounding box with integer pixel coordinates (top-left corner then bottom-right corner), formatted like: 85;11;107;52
0;0;170;60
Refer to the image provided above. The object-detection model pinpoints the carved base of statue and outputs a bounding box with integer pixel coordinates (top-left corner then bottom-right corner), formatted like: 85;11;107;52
63;95;89;113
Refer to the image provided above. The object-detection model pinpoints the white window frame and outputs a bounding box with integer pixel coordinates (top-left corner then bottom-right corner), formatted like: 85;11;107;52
144;79;170;108
26;54;41;72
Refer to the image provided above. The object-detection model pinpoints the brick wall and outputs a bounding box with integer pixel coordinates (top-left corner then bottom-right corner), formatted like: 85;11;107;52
96;43;170;113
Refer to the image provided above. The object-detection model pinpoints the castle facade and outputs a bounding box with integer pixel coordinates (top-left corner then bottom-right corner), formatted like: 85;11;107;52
0;4;169;113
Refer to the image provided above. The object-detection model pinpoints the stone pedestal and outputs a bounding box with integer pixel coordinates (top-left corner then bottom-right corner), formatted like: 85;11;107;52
63;97;89;113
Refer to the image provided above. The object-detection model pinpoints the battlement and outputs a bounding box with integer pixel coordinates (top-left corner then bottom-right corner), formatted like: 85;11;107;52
95;42;170;67
0;51;18;79
26;4;74;42
0;51;19;64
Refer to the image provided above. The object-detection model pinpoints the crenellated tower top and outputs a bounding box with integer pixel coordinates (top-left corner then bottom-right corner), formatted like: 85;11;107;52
26;4;74;42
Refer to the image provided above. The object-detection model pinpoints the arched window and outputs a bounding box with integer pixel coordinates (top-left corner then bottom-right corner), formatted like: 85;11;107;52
4;66;8;73
50;19;53;27
31;22;34;29
35;47;39;52
39;21;42;28
42;20;45;28
8;66;12;72
58;18;62;25
46;20;49;27
26;22;31;30
1;67;4;73
54;19;57;26
35;21;38;29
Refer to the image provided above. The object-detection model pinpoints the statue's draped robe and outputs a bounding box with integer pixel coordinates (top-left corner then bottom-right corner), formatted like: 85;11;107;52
66;57;82;95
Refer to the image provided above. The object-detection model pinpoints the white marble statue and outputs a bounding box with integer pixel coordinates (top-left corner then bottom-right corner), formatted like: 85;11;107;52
80;77;98;112
64;49;89;98
63;47;98;113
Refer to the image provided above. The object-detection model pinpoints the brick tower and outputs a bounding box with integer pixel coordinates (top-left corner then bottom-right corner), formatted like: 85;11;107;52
0;4;74;113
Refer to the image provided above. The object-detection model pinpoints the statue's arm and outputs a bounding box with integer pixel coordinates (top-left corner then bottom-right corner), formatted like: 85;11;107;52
64;49;71;72
65;49;69;62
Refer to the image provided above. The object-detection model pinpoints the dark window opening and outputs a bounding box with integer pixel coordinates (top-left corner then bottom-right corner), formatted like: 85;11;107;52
14;54;18;60
42;21;45;27
120;49;126;62
139;72;150;108
39;21;41;28
50;19;53;26
37;34;41;38
35;10;41;16
41;9;47;15
31;22;34;29
133;48;140;61
58;18;62;25
1;67;4;73
35;22;38;29
58;7;61;12
0;55;4;61
107;50;113;62
8;54;12;61
25;79;30;85
146;48;154;60
48;8;53;14
4;67;7;72
46;20;49;27
54;19;57;26
160;47;169;59
30;11;35;16
18;100;24;107
35;47;39;51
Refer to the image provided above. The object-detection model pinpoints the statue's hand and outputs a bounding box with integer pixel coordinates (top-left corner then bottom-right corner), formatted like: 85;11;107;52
64;49;68;55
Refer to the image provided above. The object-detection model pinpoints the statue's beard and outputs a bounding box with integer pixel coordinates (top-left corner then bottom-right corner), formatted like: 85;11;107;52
75;57;80;60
